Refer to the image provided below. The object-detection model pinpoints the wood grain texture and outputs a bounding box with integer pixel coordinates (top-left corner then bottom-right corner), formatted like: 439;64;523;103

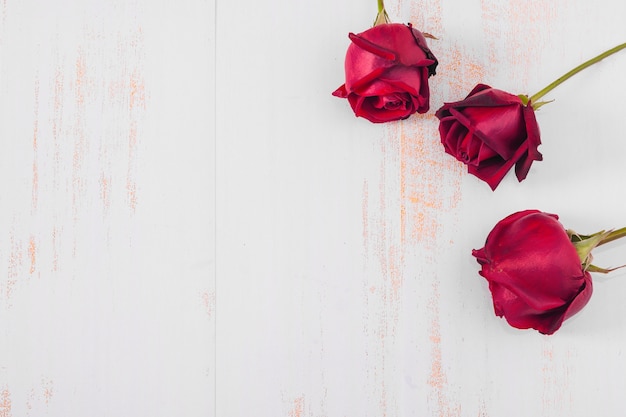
3;0;626;416
0;0;215;415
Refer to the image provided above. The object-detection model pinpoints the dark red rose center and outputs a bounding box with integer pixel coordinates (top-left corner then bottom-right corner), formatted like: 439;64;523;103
373;94;408;111
385;100;404;110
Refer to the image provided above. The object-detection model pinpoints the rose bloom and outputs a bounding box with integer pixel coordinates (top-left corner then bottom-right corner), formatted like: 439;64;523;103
472;210;593;335
333;23;438;123
435;84;542;190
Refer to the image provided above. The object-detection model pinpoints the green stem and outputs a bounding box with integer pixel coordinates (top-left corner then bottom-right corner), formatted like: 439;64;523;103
373;0;389;26
597;226;626;247
530;42;626;103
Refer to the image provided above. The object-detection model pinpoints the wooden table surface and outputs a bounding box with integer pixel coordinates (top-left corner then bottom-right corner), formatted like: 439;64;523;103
2;0;626;416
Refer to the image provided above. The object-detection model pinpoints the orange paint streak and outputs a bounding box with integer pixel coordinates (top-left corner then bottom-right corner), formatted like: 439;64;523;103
42;379;54;405
479;0;501;76
31;161;38;212
52;68;64;184
22;380;54;411
396;118;453;248
440;46;487;99
0;389;11;417
100;174;111;212
541;343;573;413
427;282;444;385
126;179;138;212
427;282;460;417
129;70;146;110
105;30;146;216
2;280;15;305
5;234;22;302
72;50;88;222
75;51;87;105
25;389;34;412
409;0;443;37
505;2;556;86
125;29;146;213
28;236;36;275
288;396;304;417
480;0;556;84
388;245;402;302
128;120;138;149
72;141;84;172
127;113;139;212
51;228;59;273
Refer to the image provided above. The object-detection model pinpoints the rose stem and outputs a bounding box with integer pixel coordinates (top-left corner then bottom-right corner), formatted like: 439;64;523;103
374;0;389;26
597;227;626;247
530;42;626;103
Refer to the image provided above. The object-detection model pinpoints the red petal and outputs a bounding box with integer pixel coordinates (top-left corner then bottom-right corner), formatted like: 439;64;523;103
483;212;585;310
332;84;348;98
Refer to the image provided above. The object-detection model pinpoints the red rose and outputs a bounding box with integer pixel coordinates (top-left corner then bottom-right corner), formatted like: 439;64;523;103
435;84;542;190
333;23;438;123
472;210;593;335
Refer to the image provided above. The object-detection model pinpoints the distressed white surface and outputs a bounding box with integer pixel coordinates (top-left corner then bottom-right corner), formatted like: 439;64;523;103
2;0;626;416
0;0;214;415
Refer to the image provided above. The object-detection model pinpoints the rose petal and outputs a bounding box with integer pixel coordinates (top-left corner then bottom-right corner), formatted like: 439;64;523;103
473;210;592;335
334;23;437;123
357;23;430;67
514;105;543;182
351;93;414;123
349;67;387;94
562;274;593;322
439;119;465;156
455;105;526;159
468;138;531;190
483;212;585;308
488;280;570;334
332;84;348;98
453;86;523;108
380;66;423;96
467;155;515;191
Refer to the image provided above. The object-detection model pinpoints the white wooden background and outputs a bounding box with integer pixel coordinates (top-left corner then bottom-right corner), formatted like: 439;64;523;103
2;0;626;416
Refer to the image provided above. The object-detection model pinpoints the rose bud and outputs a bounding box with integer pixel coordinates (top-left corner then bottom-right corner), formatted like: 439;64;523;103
472;210;592;335
473;210;626;334
333;23;438;123
435;84;542;191
436;43;626;190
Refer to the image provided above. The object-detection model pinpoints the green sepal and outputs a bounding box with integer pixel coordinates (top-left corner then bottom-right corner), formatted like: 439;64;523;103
518;94;529;106
373;9;390;26
567;229;613;270
569;226;626;273
531;99;555;110
586;264;626;274
373;0;390;26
